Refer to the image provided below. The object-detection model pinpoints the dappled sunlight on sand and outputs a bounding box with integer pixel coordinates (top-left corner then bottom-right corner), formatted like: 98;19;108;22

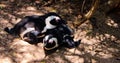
106;18;119;28
16;6;44;16
0;0;120;63
0;56;12;63
9;39;45;63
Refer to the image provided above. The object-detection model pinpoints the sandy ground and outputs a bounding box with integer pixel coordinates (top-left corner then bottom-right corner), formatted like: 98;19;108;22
0;0;120;63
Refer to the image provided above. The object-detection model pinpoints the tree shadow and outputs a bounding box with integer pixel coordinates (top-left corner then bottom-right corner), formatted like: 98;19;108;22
0;0;120;63
81;7;120;63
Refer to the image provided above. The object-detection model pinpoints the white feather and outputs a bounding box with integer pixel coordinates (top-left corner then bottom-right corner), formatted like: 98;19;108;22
20;27;35;39
42;16;60;33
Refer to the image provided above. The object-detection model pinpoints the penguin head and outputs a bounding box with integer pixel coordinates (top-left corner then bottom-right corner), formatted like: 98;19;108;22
43;34;58;50
20;22;40;42
45;12;67;27
22;30;40;42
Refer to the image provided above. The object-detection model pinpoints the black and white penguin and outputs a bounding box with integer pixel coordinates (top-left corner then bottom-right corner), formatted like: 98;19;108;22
4;15;45;42
56;24;81;48
4;12;66;43
41;12;67;33
43;34;59;50
43;13;81;51
43;25;80;50
42;31;62;55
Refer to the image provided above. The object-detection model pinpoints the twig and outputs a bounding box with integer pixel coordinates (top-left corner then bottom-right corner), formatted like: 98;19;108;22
81;0;86;14
75;0;99;28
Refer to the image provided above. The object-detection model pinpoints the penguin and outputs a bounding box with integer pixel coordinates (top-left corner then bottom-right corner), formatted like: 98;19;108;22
4;12;66;43
56;24;81;48
43;24;81;50
43;30;62;55
4;15;45;42
41;12;67;33
43;34;59;50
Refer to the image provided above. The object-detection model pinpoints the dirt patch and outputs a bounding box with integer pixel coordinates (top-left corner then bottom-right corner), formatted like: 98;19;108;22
0;0;120;63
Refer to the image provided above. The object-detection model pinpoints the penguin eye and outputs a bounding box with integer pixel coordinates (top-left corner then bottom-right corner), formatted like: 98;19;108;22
50;19;58;25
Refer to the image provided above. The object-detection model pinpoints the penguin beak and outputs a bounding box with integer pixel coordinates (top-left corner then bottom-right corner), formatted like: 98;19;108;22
59;19;67;24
